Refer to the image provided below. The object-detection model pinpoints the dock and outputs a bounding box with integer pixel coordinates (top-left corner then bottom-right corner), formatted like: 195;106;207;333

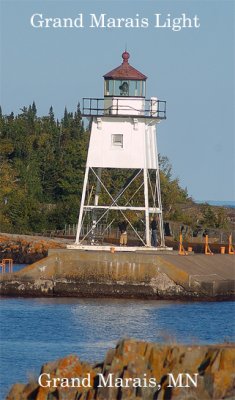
0;249;234;300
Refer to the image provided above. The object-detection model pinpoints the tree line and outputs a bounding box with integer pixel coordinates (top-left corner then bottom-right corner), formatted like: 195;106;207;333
0;103;227;234
0;103;89;233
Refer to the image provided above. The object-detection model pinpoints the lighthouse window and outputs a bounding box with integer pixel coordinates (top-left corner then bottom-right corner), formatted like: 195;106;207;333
105;79;145;97
112;134;123;148
129;81;145;97
105;80;109;95
113;80;129;96
129;81;138;96
104;80;114;96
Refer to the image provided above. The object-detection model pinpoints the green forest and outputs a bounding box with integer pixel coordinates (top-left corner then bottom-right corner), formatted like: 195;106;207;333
0;103;228;234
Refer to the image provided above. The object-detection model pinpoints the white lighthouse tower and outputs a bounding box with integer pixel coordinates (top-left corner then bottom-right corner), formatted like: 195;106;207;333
74;51;167;250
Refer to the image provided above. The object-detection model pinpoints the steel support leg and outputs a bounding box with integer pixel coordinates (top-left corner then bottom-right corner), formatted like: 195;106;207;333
75;166;89;244
144;168;151;246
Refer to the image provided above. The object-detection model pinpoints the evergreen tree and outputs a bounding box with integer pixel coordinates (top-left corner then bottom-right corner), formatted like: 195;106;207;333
31;101;37;117
49;106;55;123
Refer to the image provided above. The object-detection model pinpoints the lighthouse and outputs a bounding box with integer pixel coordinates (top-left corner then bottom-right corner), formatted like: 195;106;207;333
74;51;167;250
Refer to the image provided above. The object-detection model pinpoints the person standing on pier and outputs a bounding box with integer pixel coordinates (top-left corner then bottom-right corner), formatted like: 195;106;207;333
151;216;158;247
118;220;128;246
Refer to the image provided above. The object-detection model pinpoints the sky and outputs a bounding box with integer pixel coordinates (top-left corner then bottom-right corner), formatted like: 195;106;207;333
0;0;234;202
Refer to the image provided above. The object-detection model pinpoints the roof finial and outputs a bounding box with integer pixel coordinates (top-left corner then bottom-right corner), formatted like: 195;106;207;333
122;50;130;64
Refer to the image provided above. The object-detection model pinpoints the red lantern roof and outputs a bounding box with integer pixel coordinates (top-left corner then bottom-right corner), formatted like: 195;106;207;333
103;51;147;80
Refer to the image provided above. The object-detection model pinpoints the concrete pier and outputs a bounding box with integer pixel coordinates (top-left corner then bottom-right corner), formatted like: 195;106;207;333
0;249;234;299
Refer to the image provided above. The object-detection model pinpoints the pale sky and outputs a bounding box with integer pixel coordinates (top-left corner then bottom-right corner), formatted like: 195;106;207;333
1;0;234;201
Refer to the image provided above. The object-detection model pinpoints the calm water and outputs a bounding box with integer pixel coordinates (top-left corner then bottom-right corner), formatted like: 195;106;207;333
0;296;234;398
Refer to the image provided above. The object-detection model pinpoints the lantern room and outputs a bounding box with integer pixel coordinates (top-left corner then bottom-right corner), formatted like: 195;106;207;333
103;51;147;97
82;51;166;119
104;79;145;97
103;51;147;116
104;51;147;97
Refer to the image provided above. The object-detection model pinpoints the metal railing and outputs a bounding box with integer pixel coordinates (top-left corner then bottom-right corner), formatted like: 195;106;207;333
82;98;166;119
55;223;235;245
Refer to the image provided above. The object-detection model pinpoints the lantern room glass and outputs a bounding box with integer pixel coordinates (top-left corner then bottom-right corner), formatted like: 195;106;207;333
104;79;145;97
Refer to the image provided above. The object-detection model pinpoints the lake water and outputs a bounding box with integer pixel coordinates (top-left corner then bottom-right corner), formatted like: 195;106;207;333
0;294;234;399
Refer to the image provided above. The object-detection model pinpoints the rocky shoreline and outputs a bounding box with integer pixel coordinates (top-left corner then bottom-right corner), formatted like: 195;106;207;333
0;233;68;264
7;339;235;400
0;274;200;300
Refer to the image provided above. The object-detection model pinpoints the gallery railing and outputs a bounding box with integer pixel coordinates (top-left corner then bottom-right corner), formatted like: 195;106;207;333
82;98;167;119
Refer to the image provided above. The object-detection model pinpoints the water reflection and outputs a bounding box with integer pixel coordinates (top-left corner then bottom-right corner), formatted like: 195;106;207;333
0;297;234;398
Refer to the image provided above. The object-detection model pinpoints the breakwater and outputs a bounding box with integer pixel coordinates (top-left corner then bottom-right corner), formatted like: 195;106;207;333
0;249;234;300
7;338;235;400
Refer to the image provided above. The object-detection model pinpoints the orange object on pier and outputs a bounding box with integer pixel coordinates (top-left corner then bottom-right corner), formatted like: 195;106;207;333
205;235;213;255
178;234;188;256
0;258;13;273
228;234;235;255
